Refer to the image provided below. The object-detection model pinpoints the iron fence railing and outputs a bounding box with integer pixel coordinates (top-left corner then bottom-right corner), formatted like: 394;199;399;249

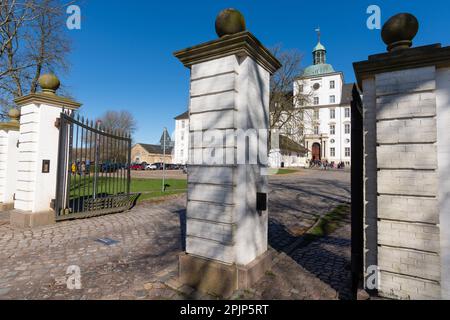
54;111;137;221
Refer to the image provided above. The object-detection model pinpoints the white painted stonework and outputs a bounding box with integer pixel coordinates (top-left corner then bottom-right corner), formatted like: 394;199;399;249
436;67;450;299
14;103;64;213
0;129;19;206
186;54;270;266
362;63;450;300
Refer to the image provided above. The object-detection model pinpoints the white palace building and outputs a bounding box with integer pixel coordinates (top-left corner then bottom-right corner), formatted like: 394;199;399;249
173;33;353;168
294;35;354;167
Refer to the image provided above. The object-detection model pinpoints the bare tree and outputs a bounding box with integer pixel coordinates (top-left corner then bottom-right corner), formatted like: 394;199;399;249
269;45;312;145
97;110;138;137
0;0;71;115
94;110;137;163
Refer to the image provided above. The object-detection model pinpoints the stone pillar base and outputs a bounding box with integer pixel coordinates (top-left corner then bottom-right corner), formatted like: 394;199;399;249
10;211;55;228
0;203;14;212
179;251;273;298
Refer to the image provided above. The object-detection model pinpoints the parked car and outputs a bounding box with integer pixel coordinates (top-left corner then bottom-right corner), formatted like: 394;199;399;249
152;162;165;170
100;163;121;173
145;164;158;170
131;163;145;171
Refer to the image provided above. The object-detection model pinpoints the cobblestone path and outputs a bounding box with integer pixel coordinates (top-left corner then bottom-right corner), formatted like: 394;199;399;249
0;170;351;300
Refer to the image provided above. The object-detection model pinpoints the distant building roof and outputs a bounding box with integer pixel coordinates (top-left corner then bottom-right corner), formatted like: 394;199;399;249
134;143;173;155
313;42;326;52
302;36;335;77
340;83;355;106
174;111;189;120
303;64;336;77
279;135;308;154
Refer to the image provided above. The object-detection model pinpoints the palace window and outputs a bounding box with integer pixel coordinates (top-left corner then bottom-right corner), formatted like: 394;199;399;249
299;85;304;92
345;147;351;157
330;95;336;104
345;108;350;118
345;124;351;134
182;120;186;129
330;81;335;89
314;126;319;135
330;109;335;119
314;97;319;105
299;110;304;120
314;110;320;120
330;125;336;135
330;148;336;157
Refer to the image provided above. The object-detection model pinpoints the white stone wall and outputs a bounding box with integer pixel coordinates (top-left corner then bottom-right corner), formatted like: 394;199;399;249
186;54;269;266
436;67;450;299
0;130;7;203
268;149;306;168
362;78;378;285
371;66;441;299
15;103;62;213
0;130;19;205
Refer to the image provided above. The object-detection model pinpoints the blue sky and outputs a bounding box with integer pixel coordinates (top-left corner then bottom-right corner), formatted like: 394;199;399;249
62;0;450;144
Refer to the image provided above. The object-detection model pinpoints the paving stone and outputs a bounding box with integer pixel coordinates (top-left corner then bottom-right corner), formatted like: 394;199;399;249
165;278;183;290
0;170;350;300
0;287;11;296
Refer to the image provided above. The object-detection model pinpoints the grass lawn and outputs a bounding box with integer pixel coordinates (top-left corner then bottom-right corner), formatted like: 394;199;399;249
68;176;187;203
307;205;350;238
131;179;187;202
267;168;298;175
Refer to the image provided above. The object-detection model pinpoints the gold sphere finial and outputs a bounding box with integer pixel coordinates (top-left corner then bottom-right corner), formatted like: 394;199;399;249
215;8;246;38
382;13;419;52
38;73;61;94
8;108;20;124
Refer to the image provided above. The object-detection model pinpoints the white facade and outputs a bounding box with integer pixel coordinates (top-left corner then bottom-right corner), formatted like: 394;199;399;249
290;37;353;167
268;149;307;168
295;73;352;166
0;129;19;207
173;113;189;165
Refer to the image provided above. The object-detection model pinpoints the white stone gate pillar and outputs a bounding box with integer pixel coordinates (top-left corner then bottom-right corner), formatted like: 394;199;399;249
354;13;450;299
174;9;281;297
0;110;20;211
10;74;81;228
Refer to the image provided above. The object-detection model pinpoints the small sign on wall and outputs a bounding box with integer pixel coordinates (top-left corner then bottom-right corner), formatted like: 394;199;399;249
42;160;50;173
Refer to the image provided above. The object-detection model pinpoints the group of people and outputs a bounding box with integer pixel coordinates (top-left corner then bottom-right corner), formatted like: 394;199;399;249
308;160;347;170
71;160;91;176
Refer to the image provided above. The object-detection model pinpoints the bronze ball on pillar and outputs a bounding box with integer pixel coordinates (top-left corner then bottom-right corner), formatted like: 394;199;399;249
38;73;61;94
215;8;246;38
382;13;419;52
8;108;20;124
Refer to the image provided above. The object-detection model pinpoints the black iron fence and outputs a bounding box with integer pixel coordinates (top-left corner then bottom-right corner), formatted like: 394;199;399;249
54;111;138;221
